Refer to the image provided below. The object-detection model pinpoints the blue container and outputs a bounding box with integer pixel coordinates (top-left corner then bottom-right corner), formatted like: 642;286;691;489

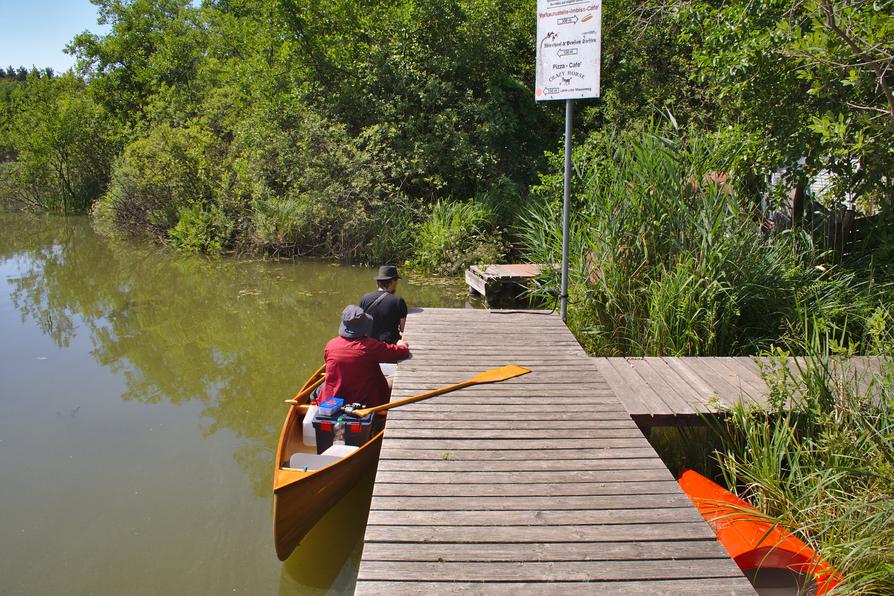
317;397;343;417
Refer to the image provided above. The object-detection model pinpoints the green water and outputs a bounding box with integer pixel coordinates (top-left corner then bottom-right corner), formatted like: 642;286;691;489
0;214;473;595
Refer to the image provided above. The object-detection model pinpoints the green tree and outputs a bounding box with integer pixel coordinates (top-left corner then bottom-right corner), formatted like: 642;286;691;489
2;73;118;212
682;0;894;202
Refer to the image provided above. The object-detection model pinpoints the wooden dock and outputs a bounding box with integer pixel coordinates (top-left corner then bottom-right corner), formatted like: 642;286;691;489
595;356;886;427
465;263;547;304
355;308;755;594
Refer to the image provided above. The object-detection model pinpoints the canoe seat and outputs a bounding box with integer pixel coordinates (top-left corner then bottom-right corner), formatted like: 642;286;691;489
287;452;340;471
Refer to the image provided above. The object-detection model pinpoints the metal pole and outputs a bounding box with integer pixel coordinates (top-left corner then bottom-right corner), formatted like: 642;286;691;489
560;99;573;321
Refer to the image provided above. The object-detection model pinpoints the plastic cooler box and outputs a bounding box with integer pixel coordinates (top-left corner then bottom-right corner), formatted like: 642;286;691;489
312;411;375;454
316;397;343;417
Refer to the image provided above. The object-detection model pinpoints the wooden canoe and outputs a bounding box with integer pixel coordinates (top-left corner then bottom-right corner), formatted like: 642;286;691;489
272;368;385;561
679;469;842;595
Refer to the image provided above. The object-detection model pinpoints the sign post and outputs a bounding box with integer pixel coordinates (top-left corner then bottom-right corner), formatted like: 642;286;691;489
535;0;601;321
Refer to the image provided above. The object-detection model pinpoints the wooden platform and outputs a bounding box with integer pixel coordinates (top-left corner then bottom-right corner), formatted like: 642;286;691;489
464;263;547;304
355;308;755;595
595;356;886;426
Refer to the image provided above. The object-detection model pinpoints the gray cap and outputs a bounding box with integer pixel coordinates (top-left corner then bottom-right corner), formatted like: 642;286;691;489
338;304;373;339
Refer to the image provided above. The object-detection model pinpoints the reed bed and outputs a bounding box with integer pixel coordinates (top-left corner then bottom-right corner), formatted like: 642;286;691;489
520;125;889;356
708;332;894;594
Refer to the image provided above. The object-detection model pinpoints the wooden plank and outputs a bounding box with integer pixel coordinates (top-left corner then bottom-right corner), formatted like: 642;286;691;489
387;403;628;414
606;357;675;416
376;458;668;472
626;357;694;414
387;412;631;421
641;357;706;412
592;357;652;416
361;540;730;562
378;447;660;461
356;559;747;582
734;355;765;377
380;428;645;440
699;358;763;404
379;438;653;450
710;358;769;404
388;386;615;395
363;522;716;543
368;494;696;512
679;357;749;407
393;372;613;384
366;507;702;527
371;480;684;498
386;414;633;424
355;578;755;595
373;468;674;484
661;357;717;404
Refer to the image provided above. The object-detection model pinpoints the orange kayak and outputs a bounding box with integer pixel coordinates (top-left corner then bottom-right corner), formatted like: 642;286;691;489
679;469;842;595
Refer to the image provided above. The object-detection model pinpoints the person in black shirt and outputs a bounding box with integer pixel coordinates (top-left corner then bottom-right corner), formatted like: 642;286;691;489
359;265;408;344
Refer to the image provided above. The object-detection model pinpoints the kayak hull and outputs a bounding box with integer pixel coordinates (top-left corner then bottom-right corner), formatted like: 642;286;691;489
678;469;842;594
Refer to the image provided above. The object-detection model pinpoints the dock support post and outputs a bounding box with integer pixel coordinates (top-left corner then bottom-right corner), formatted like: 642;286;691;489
560;99;573;321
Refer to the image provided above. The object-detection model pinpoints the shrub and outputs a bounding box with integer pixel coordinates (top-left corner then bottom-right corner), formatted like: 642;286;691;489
93;123;229;242
168;203;233;254
235;109;407;261
408;199;507;276
1;73;117;212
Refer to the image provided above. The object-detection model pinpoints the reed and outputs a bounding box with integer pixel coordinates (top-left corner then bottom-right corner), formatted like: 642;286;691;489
707;328;894;593
520;124;888;356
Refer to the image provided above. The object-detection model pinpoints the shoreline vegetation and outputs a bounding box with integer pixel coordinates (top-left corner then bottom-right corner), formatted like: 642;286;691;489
1;1;892;592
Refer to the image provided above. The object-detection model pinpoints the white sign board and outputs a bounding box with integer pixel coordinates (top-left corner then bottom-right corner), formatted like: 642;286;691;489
535;0;602;101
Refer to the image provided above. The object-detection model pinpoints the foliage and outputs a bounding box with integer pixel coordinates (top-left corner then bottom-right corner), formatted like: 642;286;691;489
168;203;233;254
4;0;892;273
236;108;406;260
408;200;507;276
56;0;556;263
681;0;894;205
707;327;894;593
92;122;230;239
520;123;889;356
0;72;117;212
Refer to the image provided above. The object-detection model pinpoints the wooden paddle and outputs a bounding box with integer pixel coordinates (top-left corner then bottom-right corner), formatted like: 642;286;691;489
350;364;530;418
300;364;325;391
283;366;326;406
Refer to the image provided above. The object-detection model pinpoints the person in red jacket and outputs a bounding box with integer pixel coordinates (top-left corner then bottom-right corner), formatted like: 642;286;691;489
319;305;411;408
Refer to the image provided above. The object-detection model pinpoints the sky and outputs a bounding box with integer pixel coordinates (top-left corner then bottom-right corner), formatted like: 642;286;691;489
0;0;109;73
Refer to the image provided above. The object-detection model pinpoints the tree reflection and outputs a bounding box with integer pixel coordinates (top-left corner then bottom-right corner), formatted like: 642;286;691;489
1;214;465;496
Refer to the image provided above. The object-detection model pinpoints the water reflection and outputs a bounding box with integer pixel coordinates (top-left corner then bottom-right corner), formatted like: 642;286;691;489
0;214;470;593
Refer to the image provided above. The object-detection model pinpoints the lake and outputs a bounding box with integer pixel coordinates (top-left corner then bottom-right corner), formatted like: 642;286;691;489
0;214;473;595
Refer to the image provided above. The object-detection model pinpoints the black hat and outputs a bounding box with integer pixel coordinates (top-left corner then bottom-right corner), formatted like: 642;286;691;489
375;265;401;282
338;305;373;339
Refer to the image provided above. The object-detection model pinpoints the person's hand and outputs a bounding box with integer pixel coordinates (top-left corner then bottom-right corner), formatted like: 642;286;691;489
396;339;410;349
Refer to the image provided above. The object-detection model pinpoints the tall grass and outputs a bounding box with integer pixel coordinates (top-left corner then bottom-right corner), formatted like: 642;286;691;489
707;329;894;593
520;124;889;355
408;199;507;275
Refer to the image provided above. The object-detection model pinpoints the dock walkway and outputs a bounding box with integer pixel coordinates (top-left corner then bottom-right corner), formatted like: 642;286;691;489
355;308;754;594
595;356;886;427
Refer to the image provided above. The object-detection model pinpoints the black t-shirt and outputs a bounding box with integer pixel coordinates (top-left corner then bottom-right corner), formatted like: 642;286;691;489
359;290;407;344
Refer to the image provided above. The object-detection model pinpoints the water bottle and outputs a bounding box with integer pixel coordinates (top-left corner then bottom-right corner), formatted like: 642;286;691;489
302;400;318;447
333;418;345;445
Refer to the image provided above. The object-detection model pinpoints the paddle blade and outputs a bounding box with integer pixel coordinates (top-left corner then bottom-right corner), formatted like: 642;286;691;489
469;364;530;384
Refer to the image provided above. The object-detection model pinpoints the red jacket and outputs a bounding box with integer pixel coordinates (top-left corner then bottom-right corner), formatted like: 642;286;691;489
320;336;410;407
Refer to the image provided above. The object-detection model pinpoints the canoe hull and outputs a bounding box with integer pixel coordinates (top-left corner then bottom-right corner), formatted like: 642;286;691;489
273;429;382;561
678;469;841;594
272;367;385;561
